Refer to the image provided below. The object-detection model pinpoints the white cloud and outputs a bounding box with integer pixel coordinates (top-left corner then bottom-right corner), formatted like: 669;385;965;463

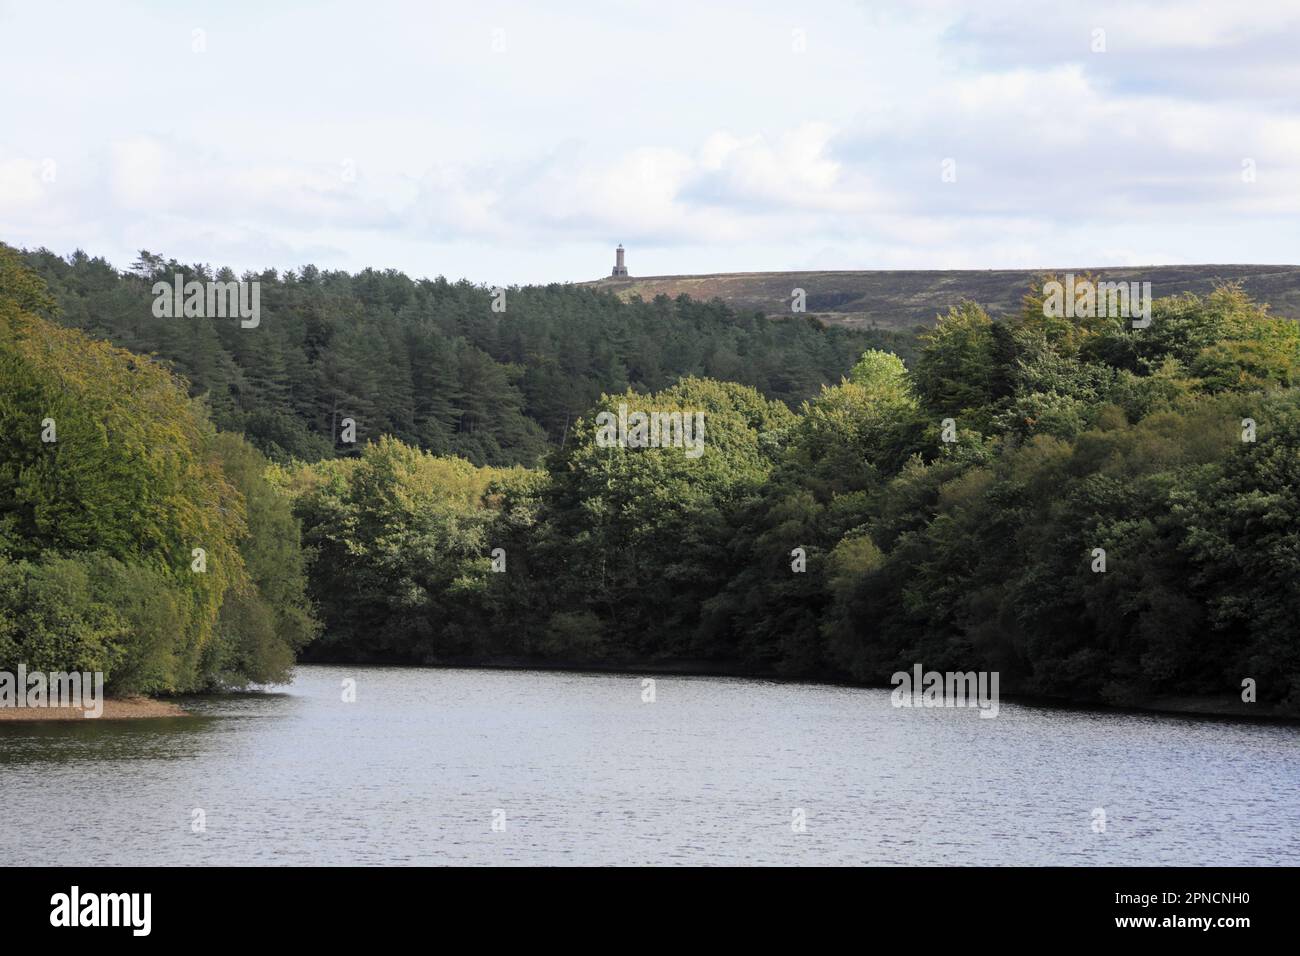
1;0;1296;281
0;157;46;207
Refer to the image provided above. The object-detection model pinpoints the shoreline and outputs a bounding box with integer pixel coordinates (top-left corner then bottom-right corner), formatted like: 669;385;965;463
0;697;189;722
3;662;1291;725
301;655;1300;724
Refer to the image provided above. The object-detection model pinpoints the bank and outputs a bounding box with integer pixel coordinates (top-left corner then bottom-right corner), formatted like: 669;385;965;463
300;655;1300;723
0;697;189;721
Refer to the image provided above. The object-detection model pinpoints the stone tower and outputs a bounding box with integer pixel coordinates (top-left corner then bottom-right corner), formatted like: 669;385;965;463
611;244;628;277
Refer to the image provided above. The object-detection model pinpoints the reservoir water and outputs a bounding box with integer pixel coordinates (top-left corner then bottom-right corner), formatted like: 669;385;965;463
2;664;1296;865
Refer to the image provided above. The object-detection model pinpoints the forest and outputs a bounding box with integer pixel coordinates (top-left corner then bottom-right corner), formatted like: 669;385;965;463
2;243;1298;711
19;247;909;467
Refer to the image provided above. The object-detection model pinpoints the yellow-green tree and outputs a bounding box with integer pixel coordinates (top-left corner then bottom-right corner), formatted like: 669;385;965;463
0;245;313;691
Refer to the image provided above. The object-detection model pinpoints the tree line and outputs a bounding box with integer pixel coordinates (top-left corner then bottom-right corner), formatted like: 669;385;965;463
3;243;1297;711
279;279;1299;711
20;247;910;467
1;245;314;692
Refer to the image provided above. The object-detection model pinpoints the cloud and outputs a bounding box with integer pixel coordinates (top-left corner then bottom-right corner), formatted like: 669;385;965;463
0;156;47;207
833;62;1300;218
106;137;398;230
404;123;887;247
933;0;1300;99
2;0;1296;280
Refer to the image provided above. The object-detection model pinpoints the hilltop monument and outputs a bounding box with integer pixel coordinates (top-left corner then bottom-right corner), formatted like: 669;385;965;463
611;244;629;277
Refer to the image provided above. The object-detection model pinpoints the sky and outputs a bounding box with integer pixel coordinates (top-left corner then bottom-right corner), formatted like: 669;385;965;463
1;0;1298;284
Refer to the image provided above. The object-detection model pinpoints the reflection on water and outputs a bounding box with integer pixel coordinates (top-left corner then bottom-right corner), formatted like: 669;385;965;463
1;664;1297;865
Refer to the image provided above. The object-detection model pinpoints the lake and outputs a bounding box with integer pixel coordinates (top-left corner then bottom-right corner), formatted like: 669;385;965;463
1;664;1296;865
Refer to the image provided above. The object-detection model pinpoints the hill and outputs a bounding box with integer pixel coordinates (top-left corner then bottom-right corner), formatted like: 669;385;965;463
15;246;909;468
589;265;1300;330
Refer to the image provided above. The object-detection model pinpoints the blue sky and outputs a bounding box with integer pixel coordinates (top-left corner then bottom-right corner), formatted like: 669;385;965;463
1;0;1297;283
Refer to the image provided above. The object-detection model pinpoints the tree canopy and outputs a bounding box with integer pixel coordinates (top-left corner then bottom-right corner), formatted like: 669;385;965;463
0;246;316;692
5;241;1298;713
